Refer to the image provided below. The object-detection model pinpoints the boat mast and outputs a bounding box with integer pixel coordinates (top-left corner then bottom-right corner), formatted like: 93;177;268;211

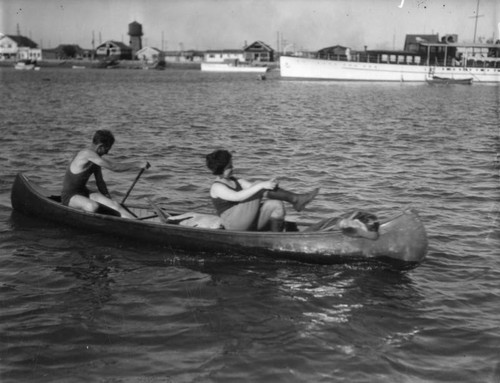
471;0;483;43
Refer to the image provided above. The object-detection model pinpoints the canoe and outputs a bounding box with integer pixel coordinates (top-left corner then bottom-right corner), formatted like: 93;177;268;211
10;173;428;268
426;76;473;85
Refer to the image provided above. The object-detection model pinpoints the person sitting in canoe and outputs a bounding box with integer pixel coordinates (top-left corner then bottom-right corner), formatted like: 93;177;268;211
61;129;149;218
205;149;319;232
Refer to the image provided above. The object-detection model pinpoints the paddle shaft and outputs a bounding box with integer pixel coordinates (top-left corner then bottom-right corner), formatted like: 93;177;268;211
121;164;149;205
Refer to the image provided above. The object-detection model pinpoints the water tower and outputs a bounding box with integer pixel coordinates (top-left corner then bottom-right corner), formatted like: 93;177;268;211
128;21;143;57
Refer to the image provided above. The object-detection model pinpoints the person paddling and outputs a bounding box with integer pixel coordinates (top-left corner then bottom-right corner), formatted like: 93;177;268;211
61;130;149;218
206;150;319;232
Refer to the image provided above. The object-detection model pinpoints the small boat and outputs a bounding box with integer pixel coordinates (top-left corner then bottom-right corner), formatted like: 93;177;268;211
10;173;428;268
201;59;269;73
14;60;40;71
426;75;473;85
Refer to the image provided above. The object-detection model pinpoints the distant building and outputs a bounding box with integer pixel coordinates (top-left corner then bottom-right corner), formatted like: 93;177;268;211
135;46;162;63
244;41;275;62
204;49;245;63
164;50;204;63
0;35;42;60
317;45;349;60
95;40;132;60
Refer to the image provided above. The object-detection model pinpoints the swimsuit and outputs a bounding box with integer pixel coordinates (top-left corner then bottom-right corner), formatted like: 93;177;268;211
211;177;262;231
211;177;243;215
61;163;97;206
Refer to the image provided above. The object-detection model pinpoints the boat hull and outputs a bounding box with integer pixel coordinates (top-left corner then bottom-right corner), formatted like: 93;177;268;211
14;63;40;71
280;56;500;83
426;76;473;85
201;62;269;73
10;173;428;267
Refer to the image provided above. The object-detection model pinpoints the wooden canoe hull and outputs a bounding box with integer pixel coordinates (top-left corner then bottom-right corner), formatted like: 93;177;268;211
10;173;428;267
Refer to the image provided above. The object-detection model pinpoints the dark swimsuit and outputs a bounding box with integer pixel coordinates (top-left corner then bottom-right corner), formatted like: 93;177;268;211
210;177;262;231
61;163;97;206
211;177;243;215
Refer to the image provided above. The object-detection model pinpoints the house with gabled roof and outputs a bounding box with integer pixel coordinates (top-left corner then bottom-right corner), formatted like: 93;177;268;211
95;40;132;60
0;35;42;60
317;45;350;59
244;41;275;62
135;46;162;63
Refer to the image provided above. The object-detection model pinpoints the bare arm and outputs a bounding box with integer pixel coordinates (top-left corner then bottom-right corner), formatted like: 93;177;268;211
90;152;146;173
72;149;147;173
210;178;277;202
94;167;111;197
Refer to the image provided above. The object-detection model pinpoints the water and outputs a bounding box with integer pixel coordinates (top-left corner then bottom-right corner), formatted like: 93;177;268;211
0;67;499;382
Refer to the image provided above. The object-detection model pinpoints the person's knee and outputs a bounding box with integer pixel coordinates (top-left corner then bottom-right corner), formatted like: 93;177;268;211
83;200;99;212
267;200;285;218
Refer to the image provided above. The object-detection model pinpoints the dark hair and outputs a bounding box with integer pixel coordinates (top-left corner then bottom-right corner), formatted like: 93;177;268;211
93;130;115;148
206;150;232;175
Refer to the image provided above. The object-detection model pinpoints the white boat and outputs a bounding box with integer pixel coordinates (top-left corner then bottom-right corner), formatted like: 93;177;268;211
201;59;269;73
14;60;40;71
280;38;500;83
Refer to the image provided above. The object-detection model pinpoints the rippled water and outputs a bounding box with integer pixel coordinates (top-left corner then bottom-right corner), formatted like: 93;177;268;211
0;68;499;382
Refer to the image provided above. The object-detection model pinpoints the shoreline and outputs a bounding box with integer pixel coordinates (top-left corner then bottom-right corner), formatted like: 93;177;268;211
1;59;280;71
0;59;202;70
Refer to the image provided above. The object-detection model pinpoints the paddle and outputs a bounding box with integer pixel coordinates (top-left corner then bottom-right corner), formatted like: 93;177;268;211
121;162;150;205
146;197;170;224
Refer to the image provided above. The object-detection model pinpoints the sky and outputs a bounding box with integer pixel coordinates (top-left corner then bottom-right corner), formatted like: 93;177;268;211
1;0;499;51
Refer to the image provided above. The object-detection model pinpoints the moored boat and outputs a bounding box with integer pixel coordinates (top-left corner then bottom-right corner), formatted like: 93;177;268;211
280;33;500;82
14;60;40;71
10;173;428;268
201;59;269;73
426;75;473;85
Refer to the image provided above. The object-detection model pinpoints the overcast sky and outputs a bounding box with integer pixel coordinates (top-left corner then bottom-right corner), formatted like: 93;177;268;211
1;0;499;51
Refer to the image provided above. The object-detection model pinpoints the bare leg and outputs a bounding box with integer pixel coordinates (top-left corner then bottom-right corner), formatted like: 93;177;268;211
68;194;100;213
266;187;319;212
90;193;136;219
257;199;285;231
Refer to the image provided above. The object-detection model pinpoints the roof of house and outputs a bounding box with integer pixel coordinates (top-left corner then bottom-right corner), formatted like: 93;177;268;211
317;45;349;52
2;35;38;48
96;40;131;50
136;46;161;54
244;41;274;52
